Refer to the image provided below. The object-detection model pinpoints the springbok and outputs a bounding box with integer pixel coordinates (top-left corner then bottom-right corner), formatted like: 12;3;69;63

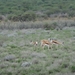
41;39;53;49
51;39;64;48
30;40;38;46
52;40;62;45
48;38;63;45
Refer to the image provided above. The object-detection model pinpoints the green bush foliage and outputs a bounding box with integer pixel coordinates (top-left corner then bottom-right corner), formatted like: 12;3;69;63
44;22;58;30
0;0;75;21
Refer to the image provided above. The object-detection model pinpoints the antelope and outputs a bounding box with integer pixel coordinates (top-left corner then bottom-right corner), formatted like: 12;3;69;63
52;40;62;45
51;39;64;48
30;40;38;46
48;38;64;48
41;39;53;49
48;38;63;45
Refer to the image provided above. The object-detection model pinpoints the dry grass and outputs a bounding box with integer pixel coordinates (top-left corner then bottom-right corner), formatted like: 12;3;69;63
0;18;75;30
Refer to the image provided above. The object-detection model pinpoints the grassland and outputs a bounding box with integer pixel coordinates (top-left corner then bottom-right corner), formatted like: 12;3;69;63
0;27;75;75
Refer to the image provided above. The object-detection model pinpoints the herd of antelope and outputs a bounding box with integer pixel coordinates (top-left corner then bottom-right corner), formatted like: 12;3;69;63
30;38;63;49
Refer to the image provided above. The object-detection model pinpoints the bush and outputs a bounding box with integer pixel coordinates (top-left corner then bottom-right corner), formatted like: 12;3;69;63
8;11;37;21
21;11;36;21
44;22;58;30
70;66;75;72
68;11;75;17
8;14;19;21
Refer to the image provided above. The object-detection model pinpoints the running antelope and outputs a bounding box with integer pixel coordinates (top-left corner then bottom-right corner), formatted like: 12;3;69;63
51;39;64;48
48;38;63;45
52;40;62;45
41;39;53;49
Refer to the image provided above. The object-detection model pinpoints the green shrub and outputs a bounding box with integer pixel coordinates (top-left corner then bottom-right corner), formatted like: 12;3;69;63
8;14;19;21
21;11;36;21
44;22;57;30
70;66;75;72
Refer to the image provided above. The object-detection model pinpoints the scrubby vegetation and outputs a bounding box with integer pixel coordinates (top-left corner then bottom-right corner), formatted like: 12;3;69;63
0;0;75;75
0;0;75;21
0;28;75;75
0;19;75;30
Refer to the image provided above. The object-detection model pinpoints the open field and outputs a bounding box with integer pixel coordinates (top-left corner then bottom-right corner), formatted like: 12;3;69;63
0;28;75;75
